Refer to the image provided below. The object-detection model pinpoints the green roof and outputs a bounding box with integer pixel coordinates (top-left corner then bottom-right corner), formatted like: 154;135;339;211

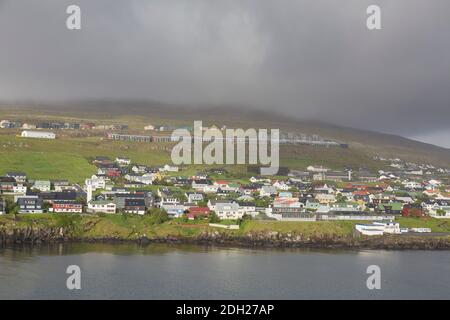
378;202;403;211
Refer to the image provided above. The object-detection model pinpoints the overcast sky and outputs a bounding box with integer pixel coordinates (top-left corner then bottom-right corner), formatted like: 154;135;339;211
0;0;449;147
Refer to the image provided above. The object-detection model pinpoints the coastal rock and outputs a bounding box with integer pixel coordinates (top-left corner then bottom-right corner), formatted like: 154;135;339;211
0;227;449;250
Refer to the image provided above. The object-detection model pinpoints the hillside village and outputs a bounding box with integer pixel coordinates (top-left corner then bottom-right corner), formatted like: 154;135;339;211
1;152;449;236
1;118;346;147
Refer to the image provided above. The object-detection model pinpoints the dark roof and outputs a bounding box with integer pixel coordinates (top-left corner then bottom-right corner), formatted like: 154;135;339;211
112;187;130;192
53;200;82;205
17;197;43;206
238;201;255;206
6;172;26;176
115;193;145;199
326;171;348;177
40;192;78;201
209;200;235;205
124;198;146;207
193;179;212;185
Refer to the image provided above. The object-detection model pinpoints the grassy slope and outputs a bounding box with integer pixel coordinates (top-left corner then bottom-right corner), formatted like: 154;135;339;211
0;131;384;182
1;214;449;240
0;134;172;182
396;217;450;233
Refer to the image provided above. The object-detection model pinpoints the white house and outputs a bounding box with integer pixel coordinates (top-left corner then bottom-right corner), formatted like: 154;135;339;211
0;120;13;128
307;165;329;173
207;200;236;212
12;184;27;195
116;157;131;165
192;179;213;192
215;202;243;220
87;200;116;214
159;164;179;172
272;180;290;191
316;193;336;204
21;123;37;130
85;175;107;190
203;184;219;193
426;203;450;218
403;181;422;189
249;176;271;184
140;173;157;185
132;165;148;174
33;180;51;192
426;179;442;189
395;196;415;204
314;184;335;194
125;173;156;185
21;130;56;139
186;192;204;203
238;202;256;213
160;203;185;218
53;181;75;192
260;186;277;197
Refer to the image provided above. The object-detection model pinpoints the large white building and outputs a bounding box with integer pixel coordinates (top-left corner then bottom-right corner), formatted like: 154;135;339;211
87;200;116;214
355;221;402;236
21;130;56;139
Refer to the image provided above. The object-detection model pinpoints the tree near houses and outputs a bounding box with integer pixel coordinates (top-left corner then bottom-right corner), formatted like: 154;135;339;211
335;193;347;203
402;204;425;217
209;212;220;223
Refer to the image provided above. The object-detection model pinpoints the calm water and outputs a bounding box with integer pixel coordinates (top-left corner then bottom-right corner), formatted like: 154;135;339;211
0;243;449;299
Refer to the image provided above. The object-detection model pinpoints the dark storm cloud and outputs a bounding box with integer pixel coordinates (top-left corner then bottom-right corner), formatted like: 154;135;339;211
0;0;449;145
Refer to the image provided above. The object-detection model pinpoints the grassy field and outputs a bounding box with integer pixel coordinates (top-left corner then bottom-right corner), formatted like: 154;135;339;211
279;145;383;171
239;220;358;237
0;134;172;182
396;217;450;233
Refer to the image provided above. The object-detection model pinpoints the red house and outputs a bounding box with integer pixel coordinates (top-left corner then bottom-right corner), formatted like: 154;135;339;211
107;168;121;178
187;207;211;220
51;201;83;213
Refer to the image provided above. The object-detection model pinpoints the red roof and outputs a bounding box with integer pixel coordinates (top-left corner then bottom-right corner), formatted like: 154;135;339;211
353;190;369;196
188;207;211;214
215;180;230;185
346;183;369;190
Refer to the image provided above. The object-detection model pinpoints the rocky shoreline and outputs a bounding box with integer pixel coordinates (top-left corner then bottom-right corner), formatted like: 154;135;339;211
1;227;450;250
